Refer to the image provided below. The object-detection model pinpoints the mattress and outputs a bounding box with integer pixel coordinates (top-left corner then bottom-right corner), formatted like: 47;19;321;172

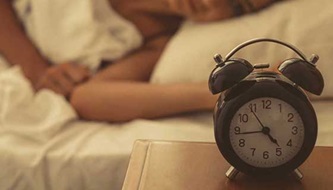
0;101;332;190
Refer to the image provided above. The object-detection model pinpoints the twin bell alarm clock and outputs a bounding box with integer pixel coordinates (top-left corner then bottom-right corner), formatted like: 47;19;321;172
208;38;324;179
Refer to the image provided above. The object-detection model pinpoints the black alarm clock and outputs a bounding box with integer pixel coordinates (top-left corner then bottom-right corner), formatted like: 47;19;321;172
208;38;324;180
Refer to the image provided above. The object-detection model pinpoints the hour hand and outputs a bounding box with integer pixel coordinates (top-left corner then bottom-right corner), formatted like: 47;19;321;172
267;133;280;147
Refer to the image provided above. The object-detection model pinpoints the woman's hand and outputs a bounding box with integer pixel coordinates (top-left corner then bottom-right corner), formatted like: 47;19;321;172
35;63;91;97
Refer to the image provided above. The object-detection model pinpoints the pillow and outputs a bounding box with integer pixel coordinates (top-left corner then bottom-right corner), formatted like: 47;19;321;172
150;0;333;98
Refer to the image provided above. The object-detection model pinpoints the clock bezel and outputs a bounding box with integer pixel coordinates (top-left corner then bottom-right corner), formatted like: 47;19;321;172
214;74;317;177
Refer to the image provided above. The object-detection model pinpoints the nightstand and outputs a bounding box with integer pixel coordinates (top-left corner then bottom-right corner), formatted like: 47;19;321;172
122;140;333;190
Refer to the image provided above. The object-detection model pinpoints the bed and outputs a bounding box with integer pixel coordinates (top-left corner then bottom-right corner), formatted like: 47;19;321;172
1;0;333;189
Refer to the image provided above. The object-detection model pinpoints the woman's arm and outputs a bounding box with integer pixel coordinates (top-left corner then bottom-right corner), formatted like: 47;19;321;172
71;81;216;122
91;34;171;82
0;1;91;96
70;34;217;122
0;0;49;84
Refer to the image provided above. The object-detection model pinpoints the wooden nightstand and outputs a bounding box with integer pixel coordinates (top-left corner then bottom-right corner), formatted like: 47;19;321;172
122;140;333;190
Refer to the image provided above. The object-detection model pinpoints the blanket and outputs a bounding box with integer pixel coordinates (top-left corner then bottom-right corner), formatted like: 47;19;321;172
0;67;215;190
12;0;142;70
0;0;143;189
0;0;143;138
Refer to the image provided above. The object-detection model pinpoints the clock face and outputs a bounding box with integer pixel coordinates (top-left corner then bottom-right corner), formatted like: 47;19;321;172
229;97;304;168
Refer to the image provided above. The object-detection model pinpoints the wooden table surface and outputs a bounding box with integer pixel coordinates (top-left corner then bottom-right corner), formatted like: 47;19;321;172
122;140;333;190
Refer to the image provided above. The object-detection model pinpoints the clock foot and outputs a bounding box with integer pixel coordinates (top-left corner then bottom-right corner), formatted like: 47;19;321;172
292;168;303;180
226;166;239;179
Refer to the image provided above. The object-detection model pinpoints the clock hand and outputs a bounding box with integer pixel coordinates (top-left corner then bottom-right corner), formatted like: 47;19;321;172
236;130;262;135
251;111;280;146
267;133;280;147
262;127;280;147
251;111;265;129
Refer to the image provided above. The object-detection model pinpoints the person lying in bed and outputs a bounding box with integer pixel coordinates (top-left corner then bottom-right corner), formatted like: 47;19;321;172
0;0;283;122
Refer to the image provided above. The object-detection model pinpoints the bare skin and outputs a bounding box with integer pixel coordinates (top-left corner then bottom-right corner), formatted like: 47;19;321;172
0;0;283;122
0;1;90;95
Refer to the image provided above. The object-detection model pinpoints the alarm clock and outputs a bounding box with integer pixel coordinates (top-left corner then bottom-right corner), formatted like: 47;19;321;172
208;38;324;179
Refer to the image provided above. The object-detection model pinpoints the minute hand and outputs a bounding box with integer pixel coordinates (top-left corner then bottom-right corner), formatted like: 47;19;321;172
251;110;265;129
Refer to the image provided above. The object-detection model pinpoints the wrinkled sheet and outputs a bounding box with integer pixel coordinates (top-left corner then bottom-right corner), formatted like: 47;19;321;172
0;71;214;189
0;68;332;190
0;0;214;188
12;0;142;70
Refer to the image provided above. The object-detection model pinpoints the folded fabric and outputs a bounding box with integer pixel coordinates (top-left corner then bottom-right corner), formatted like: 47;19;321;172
0;67;76;142
12;0;142;71
0;0;145;140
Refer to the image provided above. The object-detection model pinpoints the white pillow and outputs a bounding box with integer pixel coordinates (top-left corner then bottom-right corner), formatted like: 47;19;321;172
150;0;333;98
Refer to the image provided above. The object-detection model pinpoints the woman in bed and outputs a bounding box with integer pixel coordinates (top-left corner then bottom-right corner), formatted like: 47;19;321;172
0;0;282;122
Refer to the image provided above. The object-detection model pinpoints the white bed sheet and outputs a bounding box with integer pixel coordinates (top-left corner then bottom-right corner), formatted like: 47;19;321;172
0;101;332;190
0;111;214;190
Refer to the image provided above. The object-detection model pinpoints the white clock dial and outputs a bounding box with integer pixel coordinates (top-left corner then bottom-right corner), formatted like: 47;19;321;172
229;97;304;168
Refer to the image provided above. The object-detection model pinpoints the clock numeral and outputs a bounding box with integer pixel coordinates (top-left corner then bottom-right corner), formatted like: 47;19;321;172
249;103;257;112
292;126;298;135
287;113;294;122
234;126;240;134
276;148;282;156
278;104;282;113
238;114;249;123
287;139;292;147
250;148;256;156
239;139;245;147
263;151;269;159
262;100;272;109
